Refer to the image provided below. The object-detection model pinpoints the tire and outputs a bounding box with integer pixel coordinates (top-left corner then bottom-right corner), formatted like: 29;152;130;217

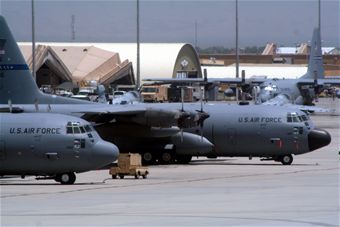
176;155;192;164
160;151;173;164
280;154;293;165
135;174;139;179
112;174;117;179
142;175;147;179
119;174;124;179
57;173;76;185
142;152;155;165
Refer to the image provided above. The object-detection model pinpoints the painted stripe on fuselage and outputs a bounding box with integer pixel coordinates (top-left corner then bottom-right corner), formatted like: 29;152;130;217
0;64;29;70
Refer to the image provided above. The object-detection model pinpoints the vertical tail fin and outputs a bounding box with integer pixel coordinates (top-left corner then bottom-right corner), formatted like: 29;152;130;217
301;28;324;79
0;15;44;104
0;16;90;104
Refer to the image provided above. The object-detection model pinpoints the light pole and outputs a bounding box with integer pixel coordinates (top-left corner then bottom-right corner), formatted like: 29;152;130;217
136;0;140;90
235;0;239;103
31;0;36;82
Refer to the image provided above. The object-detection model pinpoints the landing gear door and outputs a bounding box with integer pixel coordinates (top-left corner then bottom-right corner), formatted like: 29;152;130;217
0;140;5;160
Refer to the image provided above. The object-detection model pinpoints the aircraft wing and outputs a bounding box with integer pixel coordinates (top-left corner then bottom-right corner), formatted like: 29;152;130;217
77;104;210;129
2;103;206;129
261;95;336;113
297;79;340;86
143;78;206;85
143;77;269;86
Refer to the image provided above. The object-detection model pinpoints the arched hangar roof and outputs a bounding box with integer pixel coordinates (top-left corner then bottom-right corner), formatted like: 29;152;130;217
21;42;202;80
94;43;202;79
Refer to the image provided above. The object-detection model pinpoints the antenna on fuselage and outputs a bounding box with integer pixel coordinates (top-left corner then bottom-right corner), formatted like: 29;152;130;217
34;98;39;112
8;99;12;113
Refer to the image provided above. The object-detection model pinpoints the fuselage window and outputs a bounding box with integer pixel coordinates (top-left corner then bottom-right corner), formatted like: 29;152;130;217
73;127;81;134
80;127;86;133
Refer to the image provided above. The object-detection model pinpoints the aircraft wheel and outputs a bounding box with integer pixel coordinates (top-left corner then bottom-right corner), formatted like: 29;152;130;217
58;173;76;184
160;151;173;164
176;155;192;164
280;154;293;165
142;152;155;165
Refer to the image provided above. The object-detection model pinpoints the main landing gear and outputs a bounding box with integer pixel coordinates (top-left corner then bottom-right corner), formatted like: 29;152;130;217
55;172;76;184
262;154;294;165
279;154;293;165
141;151;192;165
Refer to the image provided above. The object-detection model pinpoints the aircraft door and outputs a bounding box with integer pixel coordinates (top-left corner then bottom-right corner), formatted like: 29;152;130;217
291;126;304;153
0;140;5;160
72;137;87;159
66;122;89;159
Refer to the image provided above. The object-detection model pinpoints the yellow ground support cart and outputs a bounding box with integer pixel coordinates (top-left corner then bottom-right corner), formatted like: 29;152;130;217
110;153;149;179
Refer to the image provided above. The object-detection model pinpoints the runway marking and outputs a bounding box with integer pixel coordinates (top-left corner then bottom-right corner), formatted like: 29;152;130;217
2;210;337;226
1;166;337;199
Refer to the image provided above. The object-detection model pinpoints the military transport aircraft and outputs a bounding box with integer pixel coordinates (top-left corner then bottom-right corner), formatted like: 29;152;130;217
248;28;340;109
0;16;332;165
220;28;340;111
0;112;119;184
146;28;340;112
0;15;213;164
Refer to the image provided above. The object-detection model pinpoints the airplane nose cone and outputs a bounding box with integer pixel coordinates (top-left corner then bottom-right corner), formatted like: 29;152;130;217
93;141;120;168
308;128;331;151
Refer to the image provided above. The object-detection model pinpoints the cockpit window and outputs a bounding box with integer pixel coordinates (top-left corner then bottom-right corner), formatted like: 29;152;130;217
66;122;91;134
287;112;301;123
73;127;80;134
287;112;309;122
84;125;92;132
301;114;309;121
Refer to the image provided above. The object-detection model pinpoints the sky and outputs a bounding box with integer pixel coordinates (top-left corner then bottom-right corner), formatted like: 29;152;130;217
0;0;339;48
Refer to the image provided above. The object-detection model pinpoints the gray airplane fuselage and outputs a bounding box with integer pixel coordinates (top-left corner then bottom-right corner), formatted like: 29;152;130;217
4;102;330;161
0;113;119;176
146;103;327;158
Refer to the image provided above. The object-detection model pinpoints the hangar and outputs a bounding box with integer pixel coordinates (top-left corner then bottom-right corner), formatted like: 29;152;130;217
19;43;201;88
19;43;135;88
92;43;202;79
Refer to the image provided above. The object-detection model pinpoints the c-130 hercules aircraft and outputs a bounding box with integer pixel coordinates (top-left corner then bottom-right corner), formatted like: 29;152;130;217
0;112;119;184
0;16;332;165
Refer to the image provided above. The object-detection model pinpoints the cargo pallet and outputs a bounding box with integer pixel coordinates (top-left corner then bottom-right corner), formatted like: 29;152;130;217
110;153;149;179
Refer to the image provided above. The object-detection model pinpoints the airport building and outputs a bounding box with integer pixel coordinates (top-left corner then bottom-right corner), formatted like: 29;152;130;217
19;43;202;88
200;44;340;79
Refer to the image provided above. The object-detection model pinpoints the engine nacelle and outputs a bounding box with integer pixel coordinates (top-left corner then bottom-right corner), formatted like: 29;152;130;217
171;132;213;156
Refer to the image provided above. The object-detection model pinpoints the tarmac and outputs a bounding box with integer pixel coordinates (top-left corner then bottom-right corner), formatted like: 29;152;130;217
0;98;339;226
